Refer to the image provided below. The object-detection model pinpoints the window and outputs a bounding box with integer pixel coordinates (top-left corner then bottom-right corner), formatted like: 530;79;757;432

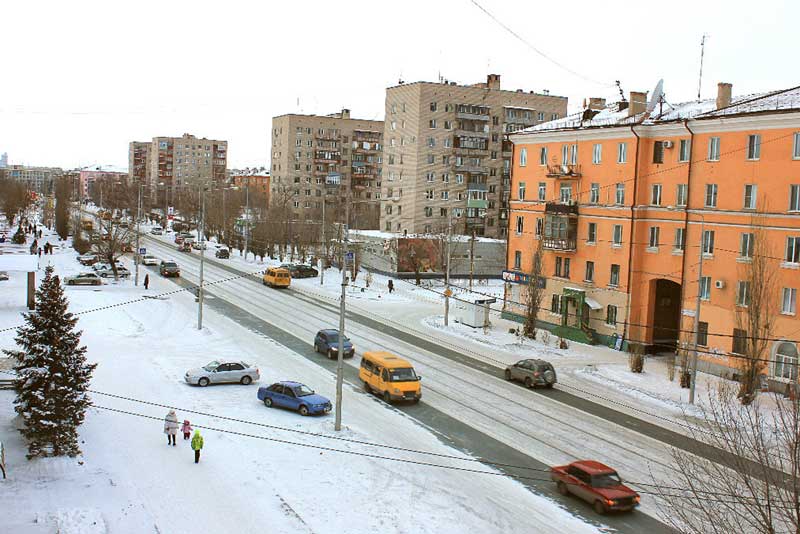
606;305;617;326
705;183;718;207
612;225;623;246
590;183;600;204
699;276;711;300
587;222;597;244
555;257;562;277
697;322;709;346
424;207;432;217
427;154;435;165
732;328;748;354
538;182;546;201
570;144;578;165
674;228;685;251
514;251;521;270
610;264;620;287
774;342;799;380
789;185;800;211
651;184;662;206
782;288;797;315
539;147;548;165
786;237;800;264
618;142;627;163
648;227;660;249
708;137;721;161
592;143;602;164
702;230;715;255
679;139;691;162
559;184;572;203
746;134;761;160
429;119;437;128
585;261;595;282
517;147;528;167
676;184;688;207
794;132;800;159
550;294;561;313
555;257;570;278
430;102;437;112
561;145;569;165
615;183;625;205
441;191;449;200
736;281;751;307
535;218;543;237
444;120;451;129
740;232;754;259
518;182;526;200
515;216;524;235
653;141;664;164
743;184;757;210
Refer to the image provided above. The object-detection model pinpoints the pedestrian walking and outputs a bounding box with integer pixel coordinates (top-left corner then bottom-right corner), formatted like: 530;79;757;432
191;430;204;463
144;273;150;290
181;420;193;440
164;409;179;446
388;279;394;293
38;247;42;257
38;229;42;239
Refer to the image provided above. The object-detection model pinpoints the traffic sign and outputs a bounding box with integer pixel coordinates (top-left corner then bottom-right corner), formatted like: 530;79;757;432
443;288;453;297
345;251;354;261
139;248;146;255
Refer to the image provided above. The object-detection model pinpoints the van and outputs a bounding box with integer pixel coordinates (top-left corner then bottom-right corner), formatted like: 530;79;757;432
359;351;421;403
262;267;291;289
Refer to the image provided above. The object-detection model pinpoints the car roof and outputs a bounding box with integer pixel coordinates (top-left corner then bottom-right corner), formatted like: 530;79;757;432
319;329;339;335
362;351;412;367
278;381;304;387
570;460;616;475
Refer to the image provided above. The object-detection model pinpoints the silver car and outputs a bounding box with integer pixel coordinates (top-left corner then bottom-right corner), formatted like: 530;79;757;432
505;359;557;388
185;360;260;387
64;272;103;286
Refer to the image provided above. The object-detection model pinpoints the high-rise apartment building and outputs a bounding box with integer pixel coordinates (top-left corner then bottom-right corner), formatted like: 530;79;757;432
270;109;383;230
4;165;63;194
380;74;568;238
128;141;151;184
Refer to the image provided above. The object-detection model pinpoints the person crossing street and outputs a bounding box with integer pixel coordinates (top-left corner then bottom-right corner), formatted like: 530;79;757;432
191;430;204;463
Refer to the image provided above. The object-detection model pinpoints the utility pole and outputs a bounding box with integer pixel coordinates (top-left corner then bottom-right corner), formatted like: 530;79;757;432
243;184;250;262
320;195;326;286
335;175;348;432
688;217;706;404
444;210;452;326
135;183;142;286
469;228;476;291
198;185;206;330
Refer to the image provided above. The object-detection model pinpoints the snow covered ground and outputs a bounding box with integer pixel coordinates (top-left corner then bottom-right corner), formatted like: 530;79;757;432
0;225;605;534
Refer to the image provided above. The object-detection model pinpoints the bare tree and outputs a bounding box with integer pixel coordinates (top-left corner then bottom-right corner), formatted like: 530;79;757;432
656;382;800;534
523;239;545;339
0;177;32;226
92;218;132;279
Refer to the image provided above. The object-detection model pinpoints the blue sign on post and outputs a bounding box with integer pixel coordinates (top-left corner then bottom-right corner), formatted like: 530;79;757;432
345;251;354;261
139;248;146;255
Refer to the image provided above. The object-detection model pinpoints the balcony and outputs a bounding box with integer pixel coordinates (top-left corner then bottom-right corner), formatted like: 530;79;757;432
456;111;490;121
455;129;489;139
465;216;486;227
455;164;488;174
466;198;488;209
546;164;582;178
466;181;487;191
542;236;577;251
545;202;579;216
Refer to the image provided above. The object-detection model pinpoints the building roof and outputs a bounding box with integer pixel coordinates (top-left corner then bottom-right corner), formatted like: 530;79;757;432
79;164;128;174
229;167;269;177
696;85;800;118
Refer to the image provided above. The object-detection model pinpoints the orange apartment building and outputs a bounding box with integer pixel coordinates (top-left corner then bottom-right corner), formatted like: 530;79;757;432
505;83;800;388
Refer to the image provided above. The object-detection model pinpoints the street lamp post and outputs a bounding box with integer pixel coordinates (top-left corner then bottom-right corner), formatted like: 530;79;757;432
198;185;206;330
135;183;143;287
689;214;706;405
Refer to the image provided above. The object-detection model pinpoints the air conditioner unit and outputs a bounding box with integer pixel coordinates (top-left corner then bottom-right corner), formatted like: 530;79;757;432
715;280;726;289
662;140;674;149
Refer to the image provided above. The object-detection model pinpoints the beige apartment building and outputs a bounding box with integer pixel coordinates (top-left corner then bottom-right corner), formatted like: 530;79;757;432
380;74;568;238
270;109;383;229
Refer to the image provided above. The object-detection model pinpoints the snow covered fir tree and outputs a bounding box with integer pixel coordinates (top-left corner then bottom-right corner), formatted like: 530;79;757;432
4;266;96;459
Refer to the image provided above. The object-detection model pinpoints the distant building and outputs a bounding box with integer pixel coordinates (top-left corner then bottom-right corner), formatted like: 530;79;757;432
380;74;568;238
0;152;8;168
4;165;63;194
78;164;128;200
230;168;270;206
270;109;383;230
128;142;151;184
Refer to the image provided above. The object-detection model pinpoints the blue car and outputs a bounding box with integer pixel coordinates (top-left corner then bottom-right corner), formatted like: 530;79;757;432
257;381;332;416
314;329;355;359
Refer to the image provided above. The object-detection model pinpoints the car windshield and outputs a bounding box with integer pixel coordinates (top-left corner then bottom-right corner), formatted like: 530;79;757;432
293;384;315;397
203;361;220;372
389;367;417;382
591;472;622;488
326;334;350;344
164;262;177;268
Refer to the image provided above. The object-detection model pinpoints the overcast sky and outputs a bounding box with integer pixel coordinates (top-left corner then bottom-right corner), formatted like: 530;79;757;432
1;0;796;170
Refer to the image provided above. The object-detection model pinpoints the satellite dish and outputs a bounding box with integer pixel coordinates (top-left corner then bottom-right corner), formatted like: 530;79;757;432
646;79;664;114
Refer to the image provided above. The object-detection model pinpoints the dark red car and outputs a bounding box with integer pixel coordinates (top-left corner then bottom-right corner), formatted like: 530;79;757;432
550;460;640;514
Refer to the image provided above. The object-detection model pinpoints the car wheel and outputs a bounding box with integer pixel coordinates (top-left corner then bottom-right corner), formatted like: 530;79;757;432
240;376;252;385
546;383;554;389
299;405;309;416
198;377;209;387
68;280;75;285
263;397;273;407
524;377;533;388
557;482;569;496
363;381;371;394
327;349;334;360
504;369;512;381
94;281;101;286
313;342;319;353
593;500;607;515
383;391;392;403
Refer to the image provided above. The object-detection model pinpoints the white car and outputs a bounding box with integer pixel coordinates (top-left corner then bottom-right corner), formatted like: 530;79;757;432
185;360;260;387
141;254;159;265
150;226;163;235
191;241;207;250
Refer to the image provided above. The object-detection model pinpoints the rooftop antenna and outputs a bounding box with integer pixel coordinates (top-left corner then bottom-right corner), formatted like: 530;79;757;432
646;79;664;117
697;34;709;101
615;80;626;101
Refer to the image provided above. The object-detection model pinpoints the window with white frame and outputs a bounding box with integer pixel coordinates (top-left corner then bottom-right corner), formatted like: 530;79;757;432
705;183;718;207
774;342;799;381
561;145;569;165
550;294;561;313
518;181;526;200
782;288;797;315
708;137;721;161
794;132;800;159
585;261;595;282
615;183;625;205
610;264;620;287
676;183;688;207
746;134;761;160
519;148;527;167
789;184;800;212
441;191;449;200
740;232;754;259
539;146;548;165
736;280;751;307
618;142;627;163
516;216;524;235
786;236;800;264
702;230;715;255
700;276;711;300
674;228;685;251
559;184;572;203
538;182;546;201
651;184;662;206
514;250;521;270
679;139;691;162
570;144;578;165
648;226;660;249
743;184;757;210
592;143;602;164
590;183;600;204
612;225;623;246
587;222;597;244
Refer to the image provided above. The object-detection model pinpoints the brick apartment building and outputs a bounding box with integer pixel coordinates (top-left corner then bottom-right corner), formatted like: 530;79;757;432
380;74;567;238
505;83;800;386
230;168;270;206
270;109;383;230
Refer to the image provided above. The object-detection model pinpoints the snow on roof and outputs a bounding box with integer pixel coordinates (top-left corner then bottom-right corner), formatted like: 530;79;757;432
696;86;800;118
80;164;128;174
350;229;504;243
229;167;269;176
503;105;538;111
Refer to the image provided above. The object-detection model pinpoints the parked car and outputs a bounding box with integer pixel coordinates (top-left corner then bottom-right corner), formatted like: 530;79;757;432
314;329;355;359
99;266;131;278
159;261;180;277
215;248;230;259
550;461;640;514
77;253;99;266
141;254;159;266
150;226;163;235
257;381;331;416
64;272;103;286
280;263;319;278
92;260;124;274
0;271;9;281
504;359;557;388
185;360;260;387
191;241;207;250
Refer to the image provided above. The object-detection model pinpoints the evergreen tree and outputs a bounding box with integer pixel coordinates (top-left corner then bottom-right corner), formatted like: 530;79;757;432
4;266;96;459
11;225;26;245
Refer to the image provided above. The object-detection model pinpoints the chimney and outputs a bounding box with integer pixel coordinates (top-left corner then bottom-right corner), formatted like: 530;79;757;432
487;74;501;91
588;97;606;110
629;91;647;117
341;108;351;119
716;83;732;109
